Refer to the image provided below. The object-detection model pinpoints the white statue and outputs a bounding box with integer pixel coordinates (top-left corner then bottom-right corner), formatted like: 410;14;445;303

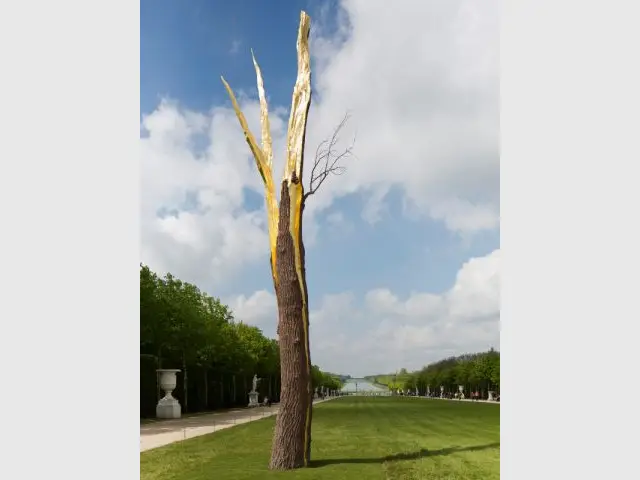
252;374;259;392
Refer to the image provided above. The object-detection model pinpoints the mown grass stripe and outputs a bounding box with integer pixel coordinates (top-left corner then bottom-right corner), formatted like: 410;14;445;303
141;396;499;480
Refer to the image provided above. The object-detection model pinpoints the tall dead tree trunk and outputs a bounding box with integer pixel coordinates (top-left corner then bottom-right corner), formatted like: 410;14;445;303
268;180;313;468
221;12;312;470
222;11;352;470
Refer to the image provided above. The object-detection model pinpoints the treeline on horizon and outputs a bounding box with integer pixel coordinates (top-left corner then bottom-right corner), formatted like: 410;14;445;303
140;264;342;417
367;349;500;394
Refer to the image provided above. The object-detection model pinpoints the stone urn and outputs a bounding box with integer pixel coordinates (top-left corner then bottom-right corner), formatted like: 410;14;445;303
156;369;181;419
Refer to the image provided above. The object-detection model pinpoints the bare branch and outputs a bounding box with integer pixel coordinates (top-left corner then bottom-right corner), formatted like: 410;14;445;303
304;113;356;201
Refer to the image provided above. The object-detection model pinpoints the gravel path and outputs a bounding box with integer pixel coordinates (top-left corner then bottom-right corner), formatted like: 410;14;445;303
140;397;335;452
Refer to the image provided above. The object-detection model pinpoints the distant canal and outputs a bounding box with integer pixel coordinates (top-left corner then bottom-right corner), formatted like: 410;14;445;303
340;378;389;395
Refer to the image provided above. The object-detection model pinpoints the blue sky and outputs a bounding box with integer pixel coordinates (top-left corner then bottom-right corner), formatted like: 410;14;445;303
141;0;329;114
140;0;500;376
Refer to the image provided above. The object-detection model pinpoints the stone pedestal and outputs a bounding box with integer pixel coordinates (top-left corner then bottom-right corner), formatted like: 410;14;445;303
156;369;181;419
248;391;259;407
488;391;495;401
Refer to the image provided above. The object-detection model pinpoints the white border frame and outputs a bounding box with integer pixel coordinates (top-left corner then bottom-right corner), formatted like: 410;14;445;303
502;0;640;477
1;0;139;478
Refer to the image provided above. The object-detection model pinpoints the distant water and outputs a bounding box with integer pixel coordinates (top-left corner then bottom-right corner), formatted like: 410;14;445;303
340;378;388;393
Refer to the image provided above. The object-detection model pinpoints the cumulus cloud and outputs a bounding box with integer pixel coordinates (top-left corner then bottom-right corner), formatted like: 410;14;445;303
141;1;498;285
230;290;277;328
301;0;499;231
231;249;500;376
140;99;290;286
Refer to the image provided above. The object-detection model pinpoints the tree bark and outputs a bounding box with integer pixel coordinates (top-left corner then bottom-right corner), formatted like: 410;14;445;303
204;369;209;410
156;350;162;402
220;11;313;470
220;375;224;406
243;376;247;403
232;375;237;405
269;181;313;470
182;353;188;412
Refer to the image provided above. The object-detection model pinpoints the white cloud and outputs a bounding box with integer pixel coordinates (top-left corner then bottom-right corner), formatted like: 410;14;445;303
302;0;499;233
447;249;500;319
140;100;280;286
141;1;498;283
231;290;277;328
140;95;299;286
233;249;500;376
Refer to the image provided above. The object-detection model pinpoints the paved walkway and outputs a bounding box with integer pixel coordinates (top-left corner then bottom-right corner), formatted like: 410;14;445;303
417;396;500;404
140;397;335;452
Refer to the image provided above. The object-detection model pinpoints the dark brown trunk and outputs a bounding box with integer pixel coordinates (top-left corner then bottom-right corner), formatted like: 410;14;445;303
243;376;247;403
156;350;162;402
182;353;188;412
204;369;209;410
269;180;312;470
232;375;237;404
299;198;313;464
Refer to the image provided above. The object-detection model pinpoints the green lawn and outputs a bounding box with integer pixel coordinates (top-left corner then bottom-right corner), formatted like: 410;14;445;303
140;397;500;480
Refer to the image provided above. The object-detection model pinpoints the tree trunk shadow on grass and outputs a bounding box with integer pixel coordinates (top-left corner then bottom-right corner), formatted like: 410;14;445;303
309;442;500;468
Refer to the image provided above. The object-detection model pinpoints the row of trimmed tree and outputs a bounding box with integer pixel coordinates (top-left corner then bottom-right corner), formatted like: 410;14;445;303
140;264;341;417
398;349;500;395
